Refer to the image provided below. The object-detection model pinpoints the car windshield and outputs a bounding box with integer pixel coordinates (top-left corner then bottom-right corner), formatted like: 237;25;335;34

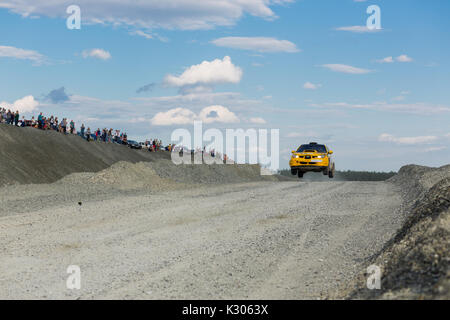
297;144;327;153
128;140;137;144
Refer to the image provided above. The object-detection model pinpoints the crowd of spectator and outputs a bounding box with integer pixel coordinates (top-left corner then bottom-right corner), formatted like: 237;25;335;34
0;109;167;152
1;108;228;160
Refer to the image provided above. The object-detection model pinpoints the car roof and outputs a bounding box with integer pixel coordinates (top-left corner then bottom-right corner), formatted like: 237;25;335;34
300;143;327;147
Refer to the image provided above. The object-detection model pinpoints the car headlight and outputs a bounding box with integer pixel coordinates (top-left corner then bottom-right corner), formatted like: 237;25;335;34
317;155;327;159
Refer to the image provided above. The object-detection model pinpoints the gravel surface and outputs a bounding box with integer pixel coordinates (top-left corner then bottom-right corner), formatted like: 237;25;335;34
0;176;404;299
332;164;450;300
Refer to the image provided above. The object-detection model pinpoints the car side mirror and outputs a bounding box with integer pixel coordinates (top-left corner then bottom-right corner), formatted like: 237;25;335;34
292;150;296;154
328;150;333;154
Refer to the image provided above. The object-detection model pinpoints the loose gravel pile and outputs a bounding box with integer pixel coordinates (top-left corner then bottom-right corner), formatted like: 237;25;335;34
56;159;277;192
148;159;277;184
337;164;450;299
58;161;182;192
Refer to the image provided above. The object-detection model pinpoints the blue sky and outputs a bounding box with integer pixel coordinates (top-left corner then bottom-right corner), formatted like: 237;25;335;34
1;0;449;171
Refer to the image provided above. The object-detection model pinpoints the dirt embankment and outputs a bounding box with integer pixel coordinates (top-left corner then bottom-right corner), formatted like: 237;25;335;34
0;125;172;186
341;164;450;299
0;125;279;187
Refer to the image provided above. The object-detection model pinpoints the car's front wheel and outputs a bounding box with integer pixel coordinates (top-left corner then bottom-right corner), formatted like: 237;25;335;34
291;169;297;176
328;165;335;178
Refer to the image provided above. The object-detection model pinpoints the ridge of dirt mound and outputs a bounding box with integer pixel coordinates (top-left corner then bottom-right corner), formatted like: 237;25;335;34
388;164;450;202
0;125;170;186
58;160;277;191
148;159;277;184
0;124;277;188
58;161;182;191
340;164;450;299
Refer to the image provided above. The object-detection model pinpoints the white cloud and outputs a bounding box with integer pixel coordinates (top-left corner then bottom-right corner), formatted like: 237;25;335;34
378;133;438;145
313;101;450;115
179;85;214;95
303;82;321;90
286;131;318;138
211;37;299;53
129;30;169;42
129;117;149;123
129;30;153;39
0;45;46;65
82;49;111;60
321;64;372;74
0;0;292;30
248;117;266;124
424;146;446;152
150;108;196;126
376;56;394;63
198;105;239;124
377;55;413;64
391;96;405;102
133;91;244;107
151;105;239;126
396;54;413;62
164;56;242;87
335;26;381;33
1;95;39;113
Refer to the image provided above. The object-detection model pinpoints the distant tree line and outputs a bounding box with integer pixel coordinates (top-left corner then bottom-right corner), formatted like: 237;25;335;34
278;169;397;181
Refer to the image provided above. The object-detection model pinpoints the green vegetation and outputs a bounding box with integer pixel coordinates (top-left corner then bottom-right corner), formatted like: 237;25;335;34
278;169;397;181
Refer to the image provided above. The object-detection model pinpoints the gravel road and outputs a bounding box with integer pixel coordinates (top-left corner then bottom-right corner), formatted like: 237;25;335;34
0;179;405;299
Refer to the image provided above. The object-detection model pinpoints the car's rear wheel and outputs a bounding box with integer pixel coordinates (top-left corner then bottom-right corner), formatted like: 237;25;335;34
298;171;304;178
323;168;329;175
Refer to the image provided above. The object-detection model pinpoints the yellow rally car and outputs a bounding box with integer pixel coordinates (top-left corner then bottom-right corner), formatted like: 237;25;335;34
289;142;335;178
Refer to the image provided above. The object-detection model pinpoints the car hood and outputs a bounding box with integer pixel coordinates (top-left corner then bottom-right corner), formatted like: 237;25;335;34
292;152;327;156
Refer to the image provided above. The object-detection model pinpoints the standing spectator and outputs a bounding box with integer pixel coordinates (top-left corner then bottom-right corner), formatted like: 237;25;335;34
70;120;75;134
54;117;59;131
37;112;43;129
80;124;85;138
86;127;91;142
61;118;67;134
14;111;19;126
6;110;12;124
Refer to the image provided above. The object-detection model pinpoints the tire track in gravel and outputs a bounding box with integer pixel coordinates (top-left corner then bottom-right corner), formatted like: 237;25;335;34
0;180;403;299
